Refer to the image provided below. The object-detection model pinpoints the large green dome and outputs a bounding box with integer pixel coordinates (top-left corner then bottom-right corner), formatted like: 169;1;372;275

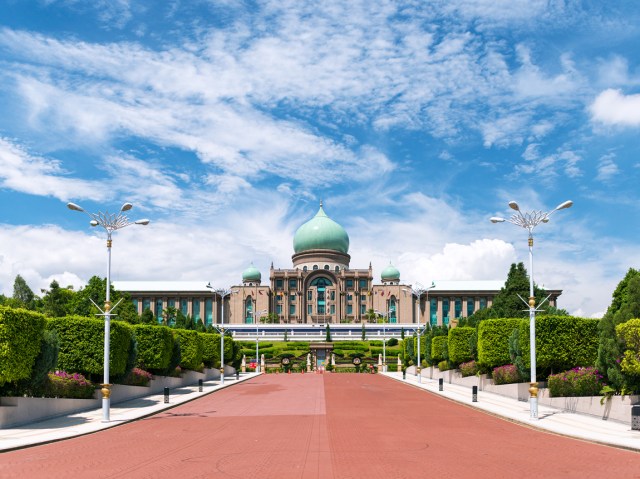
381;262;400;282
242;263;261;282
293;203;350;254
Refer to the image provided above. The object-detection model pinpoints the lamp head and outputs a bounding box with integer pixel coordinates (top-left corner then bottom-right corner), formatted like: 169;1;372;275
90;220;99;227
67;202;84;212
120;202;133;212
508;201;520;211
135;219;150;225
555;200;573;211
490;217;505;223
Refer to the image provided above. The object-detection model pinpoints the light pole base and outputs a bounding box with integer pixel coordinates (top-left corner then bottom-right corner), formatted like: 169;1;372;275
101;384;111;422
529;382;539;420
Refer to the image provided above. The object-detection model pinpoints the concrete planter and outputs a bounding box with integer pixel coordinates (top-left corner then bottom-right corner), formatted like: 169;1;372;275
538;390;640;423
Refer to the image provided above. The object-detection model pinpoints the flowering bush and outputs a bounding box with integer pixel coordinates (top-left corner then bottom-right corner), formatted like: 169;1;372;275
459;360;479;377
492;364;521;385
44;371;96;399
438;360;450;371
122;368;153;387
548;367;605;397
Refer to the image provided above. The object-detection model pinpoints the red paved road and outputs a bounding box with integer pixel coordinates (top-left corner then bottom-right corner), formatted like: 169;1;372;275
1;374;639;478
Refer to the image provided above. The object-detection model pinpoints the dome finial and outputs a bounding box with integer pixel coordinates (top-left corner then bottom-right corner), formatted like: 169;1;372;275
320;199;323;208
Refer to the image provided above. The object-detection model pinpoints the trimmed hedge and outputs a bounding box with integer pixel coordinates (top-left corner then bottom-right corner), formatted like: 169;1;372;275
47;316;133;378
133;324;174;371
518;315;600;373
0;306;47;384
174;330;203;371
431;336;448;363
477;318;524;369
200;332;221;368
616;318;640;376
448;327;476;366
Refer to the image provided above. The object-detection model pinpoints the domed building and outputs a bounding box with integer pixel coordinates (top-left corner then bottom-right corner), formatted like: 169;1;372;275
114;202;563;339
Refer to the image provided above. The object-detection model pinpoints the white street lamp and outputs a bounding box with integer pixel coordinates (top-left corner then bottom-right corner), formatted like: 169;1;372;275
207;285;232;385
491;199;572;420
374;309;388;371
255;309;267;373
404;282;435;383
67;202;149;422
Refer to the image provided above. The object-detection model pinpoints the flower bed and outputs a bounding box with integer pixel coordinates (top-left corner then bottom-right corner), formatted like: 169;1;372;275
548;367;605;397
492;364;521;385
122;368;153;387
44;371;95;399
459;360;478;377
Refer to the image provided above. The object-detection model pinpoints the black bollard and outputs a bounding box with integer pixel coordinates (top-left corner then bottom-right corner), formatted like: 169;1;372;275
164;387;170;404
632;405;640;431
236;371;240;380
438;378;443;391
198;379;203;392
402;370;406;380
472;385;478;402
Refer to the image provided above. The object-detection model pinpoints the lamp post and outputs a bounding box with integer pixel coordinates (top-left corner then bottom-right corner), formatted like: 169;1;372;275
207;285;232;385
491;199;572;420
374;309;387;371
404;282;435;383
255;309;267;372
67;202;149;422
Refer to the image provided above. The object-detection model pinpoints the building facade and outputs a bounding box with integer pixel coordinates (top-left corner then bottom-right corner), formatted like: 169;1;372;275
114;203;561;330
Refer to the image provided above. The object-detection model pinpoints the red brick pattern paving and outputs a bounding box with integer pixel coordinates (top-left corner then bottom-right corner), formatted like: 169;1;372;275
1;374;639;478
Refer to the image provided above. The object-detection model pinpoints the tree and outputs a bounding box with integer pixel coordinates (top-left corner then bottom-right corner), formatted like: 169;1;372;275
162;306;178;326
597;268;640;392
325;324;332;342
140;308;155;325
69;276;138;323
12;275;35;309
40;280;74;317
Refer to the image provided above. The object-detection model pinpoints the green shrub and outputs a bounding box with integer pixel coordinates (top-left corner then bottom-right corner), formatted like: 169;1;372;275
548;367;605;397
47;316;133;379
199;332;221;368
448;327;476;366
477;318;524;369
174;330;203;371
459;360;478;377
387;338;398;347
431;336;448;363
121;367;153;387
616;318;640;376
437;360;450;371
133;324;173;372
0;306;47;385
492;364;521;385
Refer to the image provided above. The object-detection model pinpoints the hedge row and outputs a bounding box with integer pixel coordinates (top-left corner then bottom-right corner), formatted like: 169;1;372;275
448;327;476;366
477;318;523;369
0;306;47;384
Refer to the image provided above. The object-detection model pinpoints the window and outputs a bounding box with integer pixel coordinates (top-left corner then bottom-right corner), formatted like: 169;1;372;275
335;266;339;272
347;293;352;301
193;300;201;321
346;279;354;289
180;299;188;315
303;266;308;272
290;294;296;302
324;265;330;270
430;298;437;326
442;297;450;325
289;279;297;289
289;304;296;315
331;304;335;314
313;265;318;270
479;297;487;310
331;291;335;300
276;304;282;314
455;297;462;318
360;295;366;302
276;279;284;290
142;299;151;313
167;299;175;309
359;279;367;289
307;290;312;301
389;298;397;323
205;299;213;326
156;299;163;323
132;299;139;312
308;304;312;315
466;297;474;317
360;304;366;314
347;304;353;314
245;296;253;324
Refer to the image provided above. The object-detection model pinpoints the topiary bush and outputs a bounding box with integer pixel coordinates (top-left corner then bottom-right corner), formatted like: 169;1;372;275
133;324;173;372
174;330;203;371
0;306;47;385
616;318;640;377
199;332;221;368
431;336;448;363
47;316;133;379
459;360;479;377
477;318;524;370
437;360;450;371
448;327;476;366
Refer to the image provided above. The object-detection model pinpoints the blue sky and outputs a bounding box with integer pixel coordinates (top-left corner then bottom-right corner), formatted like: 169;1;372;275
0;0;639;317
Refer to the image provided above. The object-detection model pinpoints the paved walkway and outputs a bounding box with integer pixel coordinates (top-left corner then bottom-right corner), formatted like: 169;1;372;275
0;372;639;479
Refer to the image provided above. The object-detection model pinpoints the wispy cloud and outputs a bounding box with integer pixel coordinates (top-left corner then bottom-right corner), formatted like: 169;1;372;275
590;89;640;127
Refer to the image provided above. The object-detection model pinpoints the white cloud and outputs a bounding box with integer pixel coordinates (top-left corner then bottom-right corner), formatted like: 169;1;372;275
590;89;640;126
596;154;619;182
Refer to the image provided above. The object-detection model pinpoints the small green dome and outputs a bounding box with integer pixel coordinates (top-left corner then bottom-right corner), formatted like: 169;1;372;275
242;263;261;282
381;262;400;282
293;203;349;254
